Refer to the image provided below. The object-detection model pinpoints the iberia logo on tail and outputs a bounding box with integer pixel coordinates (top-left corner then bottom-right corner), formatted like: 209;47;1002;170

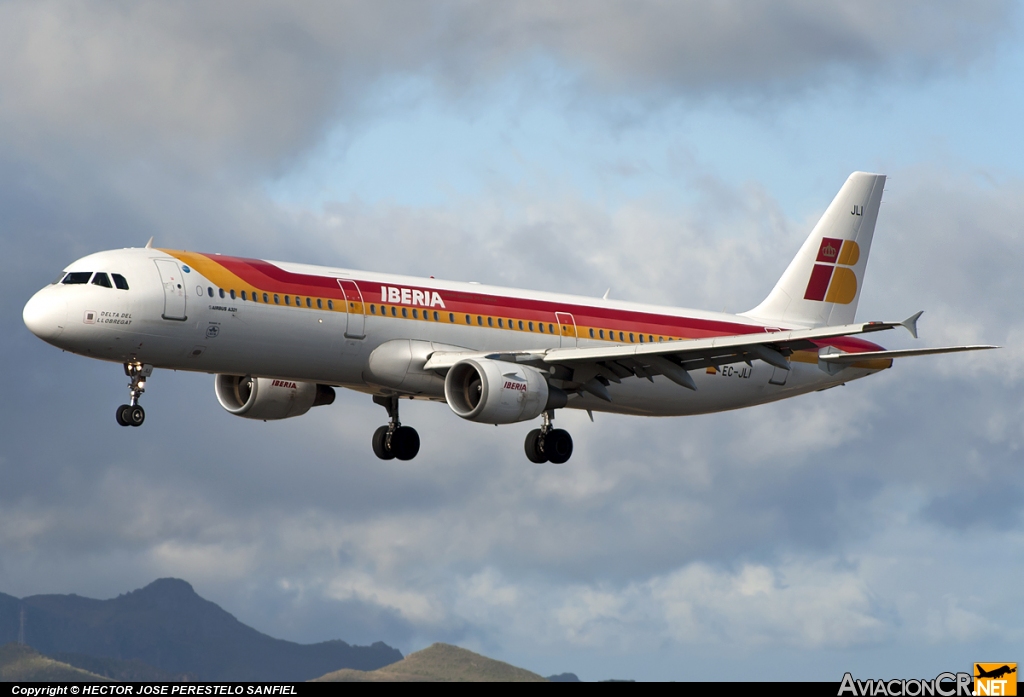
804;236;860;304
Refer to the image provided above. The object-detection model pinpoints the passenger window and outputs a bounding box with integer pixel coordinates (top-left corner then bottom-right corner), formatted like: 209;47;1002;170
649;335;653;343
599;329;605;339
529;322;534;331
274;294;279;304
285;296;291;305
449;313;454;322
412;309;418;319
391;306;397;316
629;333;634;342
518;320;523;330
295;296;301;306
370;304;376;314
207;287;213;297
263;293;269;303
539;323;544;333
638;334;643;343
230;289;236;300
549;324;554;333
434;311;439;321
619;332;624;341
62;272;92;285
497;318;502;328
465;314;471;324
317;298;322;309
219;288;225;299
241;290;247;301
477;316;482;325
306;297;312;308
589;328;594;338
112;274;129;290
402;308;408;318
91;273;112;288
488;317;494;327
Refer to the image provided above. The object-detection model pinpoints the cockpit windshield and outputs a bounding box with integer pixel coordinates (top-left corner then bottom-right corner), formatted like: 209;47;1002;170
61;272;92;285
57;271;130;289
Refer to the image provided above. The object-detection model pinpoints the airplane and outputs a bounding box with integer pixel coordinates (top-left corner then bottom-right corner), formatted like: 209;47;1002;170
975;665;1016;680
22;172;996;463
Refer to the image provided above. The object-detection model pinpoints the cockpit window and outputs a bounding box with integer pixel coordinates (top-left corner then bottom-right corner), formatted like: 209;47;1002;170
91;272;112;288
112;274;129;290
53;272;68;284
62;272;93;285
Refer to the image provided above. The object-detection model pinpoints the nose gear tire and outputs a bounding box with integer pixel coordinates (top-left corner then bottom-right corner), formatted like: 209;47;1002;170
128;405;145;426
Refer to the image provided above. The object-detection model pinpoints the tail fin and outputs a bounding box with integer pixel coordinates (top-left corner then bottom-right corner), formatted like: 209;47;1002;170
741;172;886;328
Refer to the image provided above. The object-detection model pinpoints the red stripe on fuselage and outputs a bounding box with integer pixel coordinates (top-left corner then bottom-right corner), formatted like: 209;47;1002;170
193;252;886;353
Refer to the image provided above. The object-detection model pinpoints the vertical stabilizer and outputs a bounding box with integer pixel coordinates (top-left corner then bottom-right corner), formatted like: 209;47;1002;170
741;172;886;328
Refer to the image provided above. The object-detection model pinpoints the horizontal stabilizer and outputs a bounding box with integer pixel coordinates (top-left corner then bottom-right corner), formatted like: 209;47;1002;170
818;345;999;364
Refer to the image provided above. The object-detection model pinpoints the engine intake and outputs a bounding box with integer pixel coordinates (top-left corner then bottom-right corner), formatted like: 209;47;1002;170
215;375;335;420
444;358;566;424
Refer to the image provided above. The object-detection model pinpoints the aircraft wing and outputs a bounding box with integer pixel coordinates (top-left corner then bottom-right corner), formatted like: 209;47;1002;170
421;313;980;399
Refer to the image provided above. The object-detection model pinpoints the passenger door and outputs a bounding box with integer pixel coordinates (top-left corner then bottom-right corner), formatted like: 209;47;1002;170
337;279;366;339
154;259;187;320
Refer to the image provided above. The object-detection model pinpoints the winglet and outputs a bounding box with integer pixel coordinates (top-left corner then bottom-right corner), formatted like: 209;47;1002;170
901;311;924;339
145;236;154;249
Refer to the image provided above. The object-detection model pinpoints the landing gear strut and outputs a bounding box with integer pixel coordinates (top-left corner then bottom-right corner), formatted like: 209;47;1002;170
116;362;152;427
371;395;420;461
525;410;573;464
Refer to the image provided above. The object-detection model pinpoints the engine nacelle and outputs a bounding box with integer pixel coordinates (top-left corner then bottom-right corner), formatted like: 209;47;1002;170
444;358;566;424
215;375;335;420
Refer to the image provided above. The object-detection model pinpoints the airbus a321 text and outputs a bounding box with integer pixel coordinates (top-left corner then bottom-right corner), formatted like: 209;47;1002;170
23;173;995;463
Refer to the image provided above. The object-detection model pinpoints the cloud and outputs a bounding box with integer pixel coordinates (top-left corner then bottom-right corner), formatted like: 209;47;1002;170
0;1;1012;171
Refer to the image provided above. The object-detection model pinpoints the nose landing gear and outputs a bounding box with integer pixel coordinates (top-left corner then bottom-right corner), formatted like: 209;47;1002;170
525;410;573;463
371;395;420;461
116;362;152;427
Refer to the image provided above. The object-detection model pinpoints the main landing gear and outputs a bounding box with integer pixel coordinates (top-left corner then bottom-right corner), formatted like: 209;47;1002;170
371;395;420;461
115;362;152;427
525;411;573;464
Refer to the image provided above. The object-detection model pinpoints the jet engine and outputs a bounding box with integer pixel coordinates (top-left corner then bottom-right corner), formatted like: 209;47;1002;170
444;358;566;424
215;375;335;420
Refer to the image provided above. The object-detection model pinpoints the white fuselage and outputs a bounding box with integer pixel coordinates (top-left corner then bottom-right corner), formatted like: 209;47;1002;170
23;248;887;419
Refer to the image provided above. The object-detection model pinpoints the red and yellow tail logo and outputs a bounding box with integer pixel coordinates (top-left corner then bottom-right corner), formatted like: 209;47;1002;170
803;237;860;304
974;663;1017;696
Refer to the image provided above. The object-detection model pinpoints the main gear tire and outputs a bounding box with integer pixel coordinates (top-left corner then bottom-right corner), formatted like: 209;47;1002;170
391;426;420;461
543;428;573;464
524;428;548;463
372;425;395;460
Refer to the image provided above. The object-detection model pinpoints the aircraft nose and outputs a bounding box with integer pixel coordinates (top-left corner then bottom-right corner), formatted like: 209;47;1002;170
23;289;67;342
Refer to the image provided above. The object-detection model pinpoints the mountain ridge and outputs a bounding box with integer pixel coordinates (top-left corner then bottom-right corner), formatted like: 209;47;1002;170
0;578;401;681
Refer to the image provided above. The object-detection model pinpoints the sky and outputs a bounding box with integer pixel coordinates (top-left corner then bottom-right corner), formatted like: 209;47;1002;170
1;0;1023;682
